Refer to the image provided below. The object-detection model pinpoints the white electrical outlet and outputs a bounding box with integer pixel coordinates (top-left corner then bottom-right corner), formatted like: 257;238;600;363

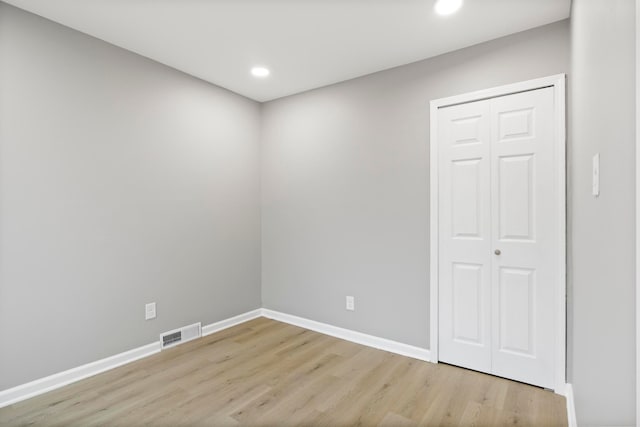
145;302;156;320
346;296;355;311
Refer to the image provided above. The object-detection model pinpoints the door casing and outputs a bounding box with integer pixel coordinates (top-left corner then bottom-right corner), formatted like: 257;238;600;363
429;74;567;394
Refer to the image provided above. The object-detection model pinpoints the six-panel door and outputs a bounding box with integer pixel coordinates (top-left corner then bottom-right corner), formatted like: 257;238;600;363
438;87;557;389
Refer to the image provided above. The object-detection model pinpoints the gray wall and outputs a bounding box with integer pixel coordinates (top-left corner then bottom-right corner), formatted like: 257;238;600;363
261;21;570;348
569;0;636;425
0;3;261;390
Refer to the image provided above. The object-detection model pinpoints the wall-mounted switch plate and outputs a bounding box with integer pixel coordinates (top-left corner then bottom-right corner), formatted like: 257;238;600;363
145;302;156;320
346;296;355;311
592;153;600;197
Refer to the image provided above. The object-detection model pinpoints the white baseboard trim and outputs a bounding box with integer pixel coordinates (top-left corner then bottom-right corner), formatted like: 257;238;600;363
1;308;435;409
261;309;431;362
0;341;160;409
0;308;263;409
2;305;571;420
202;309;263;336
564;383;577;427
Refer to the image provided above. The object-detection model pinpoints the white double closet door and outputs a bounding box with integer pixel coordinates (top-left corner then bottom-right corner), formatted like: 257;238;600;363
438;87;558;389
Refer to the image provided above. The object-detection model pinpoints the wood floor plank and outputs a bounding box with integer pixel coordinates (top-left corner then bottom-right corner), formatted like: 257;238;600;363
0;319;567;426
378;411;418;427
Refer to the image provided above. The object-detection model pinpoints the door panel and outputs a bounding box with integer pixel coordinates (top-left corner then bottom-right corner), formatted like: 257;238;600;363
497;107;535;142
498;154;535;241
438;100;492;374
438;86;557;389
451;159;482;238
490;87;555;388
452;262;484;345
498;267;536;357
451;114;483;146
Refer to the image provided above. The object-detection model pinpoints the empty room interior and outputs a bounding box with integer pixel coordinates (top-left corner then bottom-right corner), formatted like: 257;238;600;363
0;0;637;426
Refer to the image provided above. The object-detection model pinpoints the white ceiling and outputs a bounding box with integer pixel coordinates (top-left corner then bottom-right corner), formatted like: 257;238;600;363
3;0;571;102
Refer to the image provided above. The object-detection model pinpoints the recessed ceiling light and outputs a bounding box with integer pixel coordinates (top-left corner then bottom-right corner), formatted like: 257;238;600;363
434;0;463;16
251;66;270;78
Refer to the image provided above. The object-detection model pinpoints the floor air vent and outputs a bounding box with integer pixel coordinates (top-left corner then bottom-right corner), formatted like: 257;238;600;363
160;322;201;350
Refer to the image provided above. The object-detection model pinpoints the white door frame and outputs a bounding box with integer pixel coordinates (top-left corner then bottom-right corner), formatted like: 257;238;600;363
429;74;567;394
635;0;639;421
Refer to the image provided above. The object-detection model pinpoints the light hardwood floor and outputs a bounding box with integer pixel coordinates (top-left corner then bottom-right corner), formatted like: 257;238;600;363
0;318;567;426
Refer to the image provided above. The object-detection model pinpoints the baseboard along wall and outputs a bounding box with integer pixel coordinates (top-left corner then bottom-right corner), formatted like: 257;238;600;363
261;309;431;362
0;309;262;408
0;306;572;427
0;342;160;409
564;383;577;427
